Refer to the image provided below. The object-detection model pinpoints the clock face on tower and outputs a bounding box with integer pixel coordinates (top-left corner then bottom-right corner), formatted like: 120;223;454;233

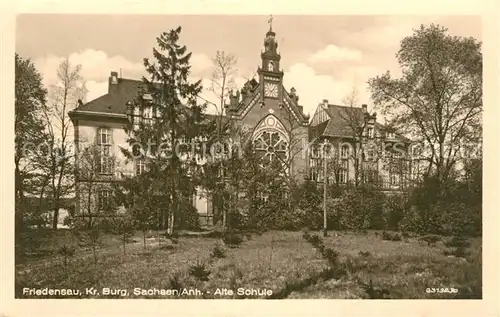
264;82;279;98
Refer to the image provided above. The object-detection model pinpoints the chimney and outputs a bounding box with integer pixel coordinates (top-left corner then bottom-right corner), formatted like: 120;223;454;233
109;71;119;94
77;99;83;107
362;104;367;112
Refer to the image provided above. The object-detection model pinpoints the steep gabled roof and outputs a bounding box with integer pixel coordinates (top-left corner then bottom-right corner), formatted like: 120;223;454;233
75;78;142;115
322;104;364;137
308;103;411;143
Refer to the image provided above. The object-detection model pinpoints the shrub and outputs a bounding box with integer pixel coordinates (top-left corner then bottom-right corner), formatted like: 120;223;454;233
445;236;471;249
58;244;76;268
322;248;339;265
382;193;407;230
210;243;226;259
222;232;243;248
382;231;402;241
227;209;246;230
331;187;385;231
419;234;441;247
176;204;200;230
437;202;481;237
188;261;211;281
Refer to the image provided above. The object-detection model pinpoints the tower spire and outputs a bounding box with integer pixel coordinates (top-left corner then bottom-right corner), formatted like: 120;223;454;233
268;14;274;32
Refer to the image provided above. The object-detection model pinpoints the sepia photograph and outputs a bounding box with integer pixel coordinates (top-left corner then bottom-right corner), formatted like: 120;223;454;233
11;13;485;302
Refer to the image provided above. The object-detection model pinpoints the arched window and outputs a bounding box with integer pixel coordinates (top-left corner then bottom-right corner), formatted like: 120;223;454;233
252;115;289;165
254;130;288;163
268;61;274;72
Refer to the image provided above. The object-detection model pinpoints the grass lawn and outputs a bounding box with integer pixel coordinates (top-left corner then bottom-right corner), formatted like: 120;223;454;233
15;230;482;299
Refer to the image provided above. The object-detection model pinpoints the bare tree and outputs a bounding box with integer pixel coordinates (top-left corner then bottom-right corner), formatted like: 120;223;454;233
42;58;87;229
338;87;368;187
209;51;238;116
206;50;238;231
77;145;116;228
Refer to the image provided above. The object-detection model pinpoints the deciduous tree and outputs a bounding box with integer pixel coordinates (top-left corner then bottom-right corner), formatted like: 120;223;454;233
14;53;48;233
368;24;482;194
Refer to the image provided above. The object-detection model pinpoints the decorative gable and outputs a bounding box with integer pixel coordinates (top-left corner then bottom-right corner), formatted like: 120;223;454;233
252;114;288;140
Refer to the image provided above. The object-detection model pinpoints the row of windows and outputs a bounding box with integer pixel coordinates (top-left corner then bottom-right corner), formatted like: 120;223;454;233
365;128;396;139
310;171;402;187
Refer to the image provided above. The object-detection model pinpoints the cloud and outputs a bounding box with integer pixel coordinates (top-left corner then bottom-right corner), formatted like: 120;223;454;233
196;62;383;119
308;45;363;63
32;48;383;119
34;49;217;103
283;63;351;116
190;53;214;75
34;49;145;86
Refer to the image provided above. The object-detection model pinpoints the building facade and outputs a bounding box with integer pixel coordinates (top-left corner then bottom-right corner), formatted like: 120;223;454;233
69;25;414;223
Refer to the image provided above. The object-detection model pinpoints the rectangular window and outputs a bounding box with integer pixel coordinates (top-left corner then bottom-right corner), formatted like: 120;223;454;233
310;169;318;182
257;192;269;202
367;127;374;138
133;121;140;132
341;145;350;158
143;106;153;126
99;146;113;174
96;128;113;174
391;173;400;186
98;190;112;211
387;132;395;139
363;170;378;185
339;159;348;184
339;169;347;184
135;159;147;175
97;127;111;145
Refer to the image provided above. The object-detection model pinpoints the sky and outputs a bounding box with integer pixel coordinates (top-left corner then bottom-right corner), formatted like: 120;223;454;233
16;14;481;117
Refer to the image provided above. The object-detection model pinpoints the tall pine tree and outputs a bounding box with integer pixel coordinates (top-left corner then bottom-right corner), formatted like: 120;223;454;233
120;27;204;235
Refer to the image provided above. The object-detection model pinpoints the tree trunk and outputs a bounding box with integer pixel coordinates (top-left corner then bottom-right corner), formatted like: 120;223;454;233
168;204;175;235
52;207;60;230
15;164;25;239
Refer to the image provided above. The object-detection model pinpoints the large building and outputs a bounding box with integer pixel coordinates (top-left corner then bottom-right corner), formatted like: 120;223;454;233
69;24;415;225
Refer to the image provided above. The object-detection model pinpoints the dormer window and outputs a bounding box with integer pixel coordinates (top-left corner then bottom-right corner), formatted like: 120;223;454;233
110;73;118;84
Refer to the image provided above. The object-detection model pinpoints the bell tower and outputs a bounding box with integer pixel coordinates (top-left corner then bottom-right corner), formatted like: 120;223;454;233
259;15;284;101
